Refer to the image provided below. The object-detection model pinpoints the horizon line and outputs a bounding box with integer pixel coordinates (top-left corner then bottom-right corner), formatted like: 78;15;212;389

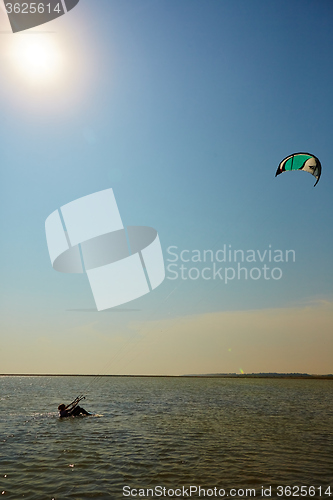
1;373;333;379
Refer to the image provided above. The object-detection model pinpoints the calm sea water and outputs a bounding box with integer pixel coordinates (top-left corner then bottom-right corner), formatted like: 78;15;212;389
1;376;332;499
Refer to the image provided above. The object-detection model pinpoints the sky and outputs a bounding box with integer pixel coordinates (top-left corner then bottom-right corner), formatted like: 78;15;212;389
0;0;332;375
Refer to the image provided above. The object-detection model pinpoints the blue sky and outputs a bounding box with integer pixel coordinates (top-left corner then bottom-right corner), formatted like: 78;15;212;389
0;0;332;374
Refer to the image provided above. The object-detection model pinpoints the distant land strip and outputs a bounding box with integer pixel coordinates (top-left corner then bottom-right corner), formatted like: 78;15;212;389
0;373;332;379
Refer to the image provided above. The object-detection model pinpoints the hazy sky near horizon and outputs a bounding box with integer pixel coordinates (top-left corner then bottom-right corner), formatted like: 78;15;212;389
1;0;332;375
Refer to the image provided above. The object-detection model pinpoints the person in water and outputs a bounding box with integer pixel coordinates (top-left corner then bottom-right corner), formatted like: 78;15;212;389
58;401;91;418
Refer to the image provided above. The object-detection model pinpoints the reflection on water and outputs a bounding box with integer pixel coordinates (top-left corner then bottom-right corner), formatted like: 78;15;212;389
1;376;333;499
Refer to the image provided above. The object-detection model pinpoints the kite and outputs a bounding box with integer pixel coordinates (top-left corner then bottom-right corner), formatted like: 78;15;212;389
275;153;321;186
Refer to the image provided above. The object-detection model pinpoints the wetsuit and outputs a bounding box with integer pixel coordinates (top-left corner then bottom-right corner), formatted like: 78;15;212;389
59;406;90;417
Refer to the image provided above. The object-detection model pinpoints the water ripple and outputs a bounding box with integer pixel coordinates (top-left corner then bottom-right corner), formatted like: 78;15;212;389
1;377;332;499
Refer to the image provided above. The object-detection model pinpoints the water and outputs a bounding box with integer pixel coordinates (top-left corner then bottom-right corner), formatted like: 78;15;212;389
1;376;333;499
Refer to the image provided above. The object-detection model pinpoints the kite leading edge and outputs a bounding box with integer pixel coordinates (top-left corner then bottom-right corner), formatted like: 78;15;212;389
275;153;322;186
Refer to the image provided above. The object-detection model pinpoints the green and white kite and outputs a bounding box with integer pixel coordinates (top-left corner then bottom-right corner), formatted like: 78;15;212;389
275;153;322;186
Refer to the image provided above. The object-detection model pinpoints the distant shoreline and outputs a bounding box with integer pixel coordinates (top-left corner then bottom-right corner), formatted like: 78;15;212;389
1;373;332;379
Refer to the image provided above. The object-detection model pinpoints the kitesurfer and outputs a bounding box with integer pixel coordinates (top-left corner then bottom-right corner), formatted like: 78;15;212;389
58;398;91;417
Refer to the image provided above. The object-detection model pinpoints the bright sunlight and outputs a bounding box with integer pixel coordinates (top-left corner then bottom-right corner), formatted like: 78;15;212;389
10;35;63;85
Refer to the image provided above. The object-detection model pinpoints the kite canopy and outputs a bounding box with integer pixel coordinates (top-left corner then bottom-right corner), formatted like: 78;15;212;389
275;153;321;186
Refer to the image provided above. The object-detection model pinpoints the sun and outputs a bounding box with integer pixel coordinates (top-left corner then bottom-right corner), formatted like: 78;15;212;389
2;31;89;112
10;35;63;85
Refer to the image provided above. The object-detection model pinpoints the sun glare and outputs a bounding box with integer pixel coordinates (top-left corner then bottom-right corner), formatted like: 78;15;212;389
10;35;63;85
